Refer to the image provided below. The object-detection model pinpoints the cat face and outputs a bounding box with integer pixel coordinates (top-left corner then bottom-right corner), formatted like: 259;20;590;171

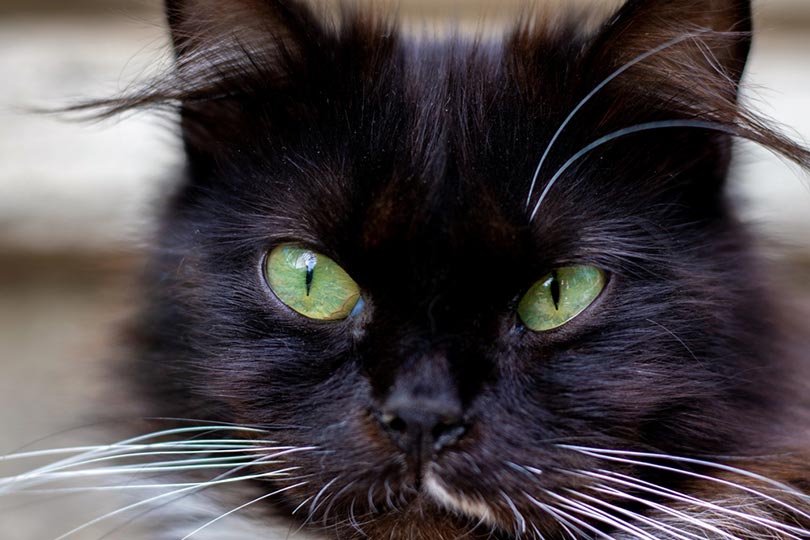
129;0;809;538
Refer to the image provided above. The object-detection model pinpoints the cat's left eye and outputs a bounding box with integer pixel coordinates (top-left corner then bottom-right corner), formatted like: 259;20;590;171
265;245;362;321
517;266;605;332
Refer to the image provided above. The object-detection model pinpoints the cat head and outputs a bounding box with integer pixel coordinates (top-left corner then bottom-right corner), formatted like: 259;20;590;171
123;0;810;538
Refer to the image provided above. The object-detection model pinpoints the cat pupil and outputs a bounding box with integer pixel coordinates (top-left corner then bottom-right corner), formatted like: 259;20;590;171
303;253;316;296
550;270;561;310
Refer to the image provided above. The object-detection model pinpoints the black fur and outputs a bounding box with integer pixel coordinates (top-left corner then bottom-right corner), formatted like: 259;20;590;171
114;1;810;538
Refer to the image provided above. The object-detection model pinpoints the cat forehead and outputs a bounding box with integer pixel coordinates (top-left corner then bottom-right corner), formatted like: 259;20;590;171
228;36;612;252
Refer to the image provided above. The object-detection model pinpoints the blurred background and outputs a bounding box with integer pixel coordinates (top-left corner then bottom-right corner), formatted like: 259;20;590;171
0;0;808;538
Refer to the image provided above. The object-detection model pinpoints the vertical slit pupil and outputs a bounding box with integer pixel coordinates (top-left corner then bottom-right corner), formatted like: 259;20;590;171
305;254;316;296
550;270;561;310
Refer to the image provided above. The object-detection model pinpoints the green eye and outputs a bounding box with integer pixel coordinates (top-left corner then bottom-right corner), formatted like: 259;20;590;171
517;266;605;332
265;245;362;321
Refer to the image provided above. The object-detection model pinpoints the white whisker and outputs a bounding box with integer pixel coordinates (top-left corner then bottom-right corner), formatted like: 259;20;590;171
7;473;299;495
50;465;300;540
585;479;745;540
525;30;712;208
501;489;528;535
1;441;274;471
291;495;314;515
1;427;269;463
0;429;276;495
1;446;312;495
529;120;738;221
546;490;659;540
8;459;273;483
561;446;810;502
179;481;307;540
308;476;340;519
530;521;549;540
582;470;807;539
322;480;356;524
526;493;618;540
562;446;810;525
568;487;708;540
523;491;591;540
23;442;314;540
366;480;378;513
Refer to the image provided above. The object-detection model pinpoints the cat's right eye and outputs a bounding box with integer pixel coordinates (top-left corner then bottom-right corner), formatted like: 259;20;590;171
517;266;605;332
265;245;362;321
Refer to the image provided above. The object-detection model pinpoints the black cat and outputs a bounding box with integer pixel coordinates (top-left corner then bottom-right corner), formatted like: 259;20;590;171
12;1;810;539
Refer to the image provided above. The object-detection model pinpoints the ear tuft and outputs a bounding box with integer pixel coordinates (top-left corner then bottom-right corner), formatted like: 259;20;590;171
162;0;329;101
157;0;332;154
579;0;810;192
165;0;325;58
592;0;752;104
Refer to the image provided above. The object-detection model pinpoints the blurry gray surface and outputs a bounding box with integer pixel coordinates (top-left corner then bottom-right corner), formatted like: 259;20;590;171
0;15;175;253
0;256;145;539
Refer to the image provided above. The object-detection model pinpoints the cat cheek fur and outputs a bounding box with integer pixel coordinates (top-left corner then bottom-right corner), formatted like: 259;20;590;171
95;0;810;539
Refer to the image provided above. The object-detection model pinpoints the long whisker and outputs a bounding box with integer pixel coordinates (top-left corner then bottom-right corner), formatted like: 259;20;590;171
584;479;746;540
546;490;660;540
501;489;528;535
523;491;594;540
322;480;357;525
348;496;364;537
582;471;807;540
48;446;309;540
545;509;577;540
525;30;712;208
529;120;738;221
561;446;810;501
562;447;810;522
1;426;270;488
307;476;341;521
292;495;315;516
54;451;274;471
179;481;308;540
51;468;299;540
0;439;274;463
1;446;306;494
645;319;699;362
10;459;267;483
567;487;709;540
527;493;618;540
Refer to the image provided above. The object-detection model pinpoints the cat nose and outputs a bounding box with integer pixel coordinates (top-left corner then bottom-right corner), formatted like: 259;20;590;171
379;395;466;454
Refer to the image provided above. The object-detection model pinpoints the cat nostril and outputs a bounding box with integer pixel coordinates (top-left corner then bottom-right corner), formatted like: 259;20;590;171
379;405;466;453
387;416;408;433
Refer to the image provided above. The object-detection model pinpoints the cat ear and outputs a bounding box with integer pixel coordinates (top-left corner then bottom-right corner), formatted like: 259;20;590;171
160;0;332;157
591;0;752;101
164;0;325;59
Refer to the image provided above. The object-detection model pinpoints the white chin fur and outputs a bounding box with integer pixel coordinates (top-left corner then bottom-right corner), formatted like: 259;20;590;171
423;471;496;525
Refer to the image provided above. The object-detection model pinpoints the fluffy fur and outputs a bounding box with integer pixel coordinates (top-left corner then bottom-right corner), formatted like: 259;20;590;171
22;1;810;539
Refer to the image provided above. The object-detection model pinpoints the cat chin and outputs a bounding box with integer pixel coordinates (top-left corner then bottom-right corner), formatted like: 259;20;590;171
423;471;497;526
